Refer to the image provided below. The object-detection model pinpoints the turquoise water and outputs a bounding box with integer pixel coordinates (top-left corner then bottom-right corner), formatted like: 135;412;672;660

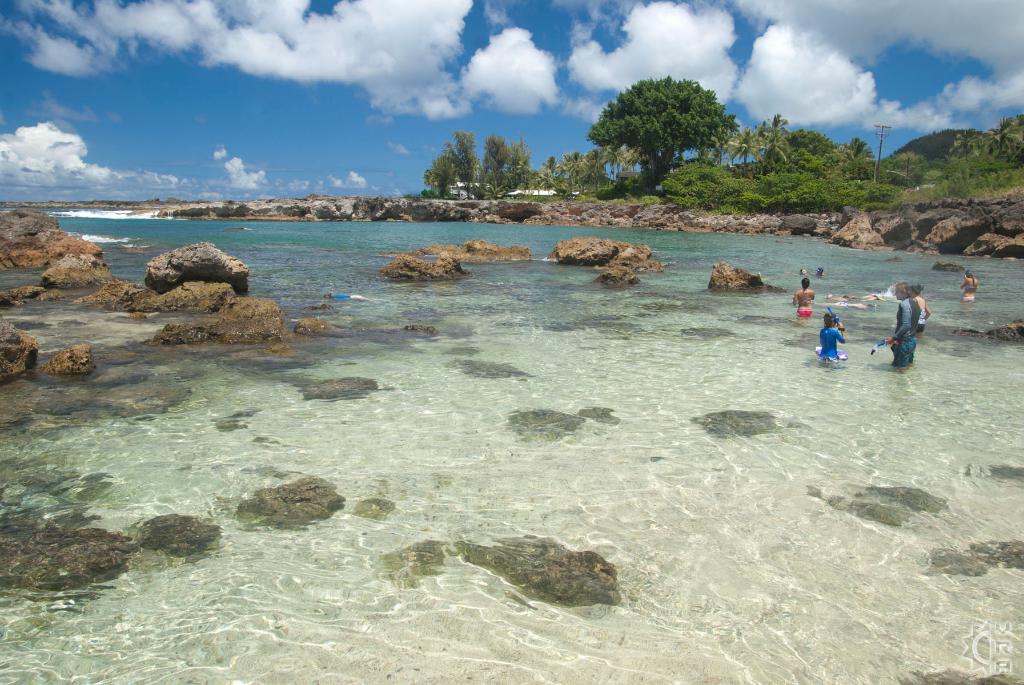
2;218;1023;684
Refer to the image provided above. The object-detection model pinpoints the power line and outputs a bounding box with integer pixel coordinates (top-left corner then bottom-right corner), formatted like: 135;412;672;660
874;124;892;183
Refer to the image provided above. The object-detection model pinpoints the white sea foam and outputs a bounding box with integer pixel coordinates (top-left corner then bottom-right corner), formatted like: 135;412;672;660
50;209;161;220
75;233;134;244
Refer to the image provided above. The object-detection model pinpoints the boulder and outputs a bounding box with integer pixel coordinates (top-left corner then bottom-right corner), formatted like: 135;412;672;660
40;254;113;289
0;321;38;379
294;318;334;336
79;280;235;313
707;262;783;292
991;234;1024;258
964;232;1013;257
415;239;530;262
548;237;662;271
830;213;885;249
236;476;345;527
144;242;249;294
0;209;103;269
922;216;992;253
595;265;639;288
41;343;95;376
932;261;963;272
455;536;620;607
78;280;150;310
0;517;137;590
0;285;45;307
379;253;467;280
136;514;221;557
780;214;818;235
147;297;286;345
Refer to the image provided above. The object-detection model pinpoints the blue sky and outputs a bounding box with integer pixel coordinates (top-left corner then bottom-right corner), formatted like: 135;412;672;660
1;0;1023;200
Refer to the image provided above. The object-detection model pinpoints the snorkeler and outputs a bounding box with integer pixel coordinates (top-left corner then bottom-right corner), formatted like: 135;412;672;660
818;312;846;360
815;266;825;278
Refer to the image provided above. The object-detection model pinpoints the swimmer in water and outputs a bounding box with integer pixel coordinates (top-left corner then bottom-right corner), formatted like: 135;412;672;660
911;284;930;333
793;277;815;318
325;293;368;301
961;270;978;302
815;266;825;278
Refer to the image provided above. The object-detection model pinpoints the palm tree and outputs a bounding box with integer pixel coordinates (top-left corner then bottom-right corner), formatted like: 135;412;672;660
951;129;983;158
759;125;790;170
839;137;873;162
729;128;761;166
984;117;1023;158
557;151;585;196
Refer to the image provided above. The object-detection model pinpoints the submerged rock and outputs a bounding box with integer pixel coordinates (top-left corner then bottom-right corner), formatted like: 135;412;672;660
968;540;1024;569
679;327;735;339
450;359;529;379
707;261;783;292
857;486;948;513
508;409;586;440
692;410;778;437
302;377;380;400
415;239;530;262
148;297;286;345
0;285;46;307
0;517;137;591
828;497;912;527
40;254;113;289
381;540;447;588
988;465;1024;481
932;261;964;272
455;536;620;607
928;549;990;577
577;407;620;425
136;514;221;557
145;242;250;294
595;265;640;288
900;671;1024;685
0;321;39;380
952;320;1024;343
351;497;396;521
380;253;467;281
236;476;345;528
41;343;95;376
294;318;334;336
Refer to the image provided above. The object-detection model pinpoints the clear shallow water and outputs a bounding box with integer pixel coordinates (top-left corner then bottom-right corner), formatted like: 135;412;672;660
1;218;1023;684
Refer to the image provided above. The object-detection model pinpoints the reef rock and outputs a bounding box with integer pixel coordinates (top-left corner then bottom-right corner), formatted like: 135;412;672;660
508;409;586;440
302;377;379;400
932;261;964;272
145;242;249;294
136;514;221;557
692;410;779;437
707;262;783;292
41;343;95;376
236;476;345;528
0;209;103;269
351;498;396;521
899;671;1024;685
595;265;640;288
40;254;113;289
0;517;137;590
382;540;447;588
0;322;39;380
147;297;286;345
294;318;334;336
0;285;46;307
379;253;467;281
576;407;620;425
548;237;662;271
416;239;530;262
455;536;620;607
830;213;885;250
953;320;1024;343
450;359;528;379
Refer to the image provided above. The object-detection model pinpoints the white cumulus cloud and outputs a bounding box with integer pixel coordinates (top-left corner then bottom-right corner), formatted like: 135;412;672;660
224;156;266;190
330;171;368;189
568;2;737;99
462;28;559;114
387;142;410;156
213;145;227;160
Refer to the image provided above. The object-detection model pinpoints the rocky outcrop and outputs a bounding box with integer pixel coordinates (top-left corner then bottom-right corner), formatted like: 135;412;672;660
294;317;334;336
707;262;783;292
79;280;236;313
147;297;286;345
145;242;249;294
780;214;817;235
0;321;38;380
932;261;963;271
953;320;1024;343
548;237;662;271
455;536;620;607
0;209;103;269
136;514;221;557
40;254;113;289
830;213;886;250
595;265;639;287
380;253;467;281
0;285;45;307
41;343;95;376
236;476;345;527
415;239;530;262
964;232;1024;257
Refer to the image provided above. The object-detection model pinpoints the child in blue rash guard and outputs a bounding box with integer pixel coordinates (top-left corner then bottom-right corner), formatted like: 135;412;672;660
819;312;846;359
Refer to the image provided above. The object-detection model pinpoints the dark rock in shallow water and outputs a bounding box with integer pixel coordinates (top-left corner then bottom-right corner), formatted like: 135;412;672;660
828;497;912;527
899;671;1024;685
136;514;221;557
455;536;620;607
679;327;735;339
577;407;620;425
508;409;586;440
443;346;480;356
692;410;778;437
928;549;990;577
857;486;948;513
215;418;247;431
952;320;1024;343
236;476;345;528
302;377;380;400
381;540;447;588
968;540;1024;569
932;261;964;272
988;465;1024;481
351;498;395;521
450;359;529;379
0;517;137;590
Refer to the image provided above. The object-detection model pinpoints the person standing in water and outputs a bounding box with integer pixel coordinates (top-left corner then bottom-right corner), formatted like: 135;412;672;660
819;312;846;360
911;284;931;334
886;282;921;369
961;270;979;302
793;277;815;318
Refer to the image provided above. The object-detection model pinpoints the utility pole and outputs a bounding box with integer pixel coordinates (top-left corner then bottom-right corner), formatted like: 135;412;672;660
874;124;892;183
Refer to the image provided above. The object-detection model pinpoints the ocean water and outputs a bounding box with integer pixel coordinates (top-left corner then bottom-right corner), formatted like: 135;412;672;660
1;217;1023;684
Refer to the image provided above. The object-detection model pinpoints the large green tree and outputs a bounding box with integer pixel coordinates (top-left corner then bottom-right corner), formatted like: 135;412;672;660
451;130;479;189
588;77;736;180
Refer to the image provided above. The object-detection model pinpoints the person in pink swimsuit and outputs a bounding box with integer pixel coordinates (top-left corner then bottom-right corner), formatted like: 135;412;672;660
793;277;815;317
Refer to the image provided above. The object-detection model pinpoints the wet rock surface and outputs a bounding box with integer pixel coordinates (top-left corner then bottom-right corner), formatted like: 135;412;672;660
929;540;1024;576
0;321;39;380
148;297;286;345
450;359;529;378
927;549;991;577
0;516;138;591
0;285;46;307
380;253;467;281
988;465;1024;481
707;262;783;292
41;343;95;376
302;377;380;400
953;320;1024;343
595;265;640;288
858;486;948;513
382;540;447;588
40;254;113;289
415;239;530;262
145;242;250;294
136;514;221;557
899;671;1024;685
932;261;964;272
0;209;103;269
455;536;620;607
809;485;947;527
692;410;779;437
236;476;345;528
577;407;620;425
294;317;334;336
548;237;662;272
351;498;396;521
508;409;587;440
